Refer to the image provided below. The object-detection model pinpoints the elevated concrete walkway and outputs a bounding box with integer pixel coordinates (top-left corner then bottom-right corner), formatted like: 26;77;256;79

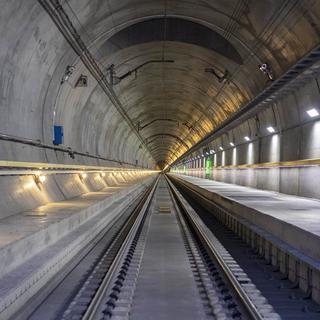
170;174;320;261
0;174;155;319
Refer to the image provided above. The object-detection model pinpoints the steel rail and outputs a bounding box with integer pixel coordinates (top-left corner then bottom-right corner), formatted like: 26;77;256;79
81;175;159;320
166;175;265;320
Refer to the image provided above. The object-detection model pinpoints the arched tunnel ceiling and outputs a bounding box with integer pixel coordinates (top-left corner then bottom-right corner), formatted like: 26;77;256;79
98;17;243;64
48;0;320;168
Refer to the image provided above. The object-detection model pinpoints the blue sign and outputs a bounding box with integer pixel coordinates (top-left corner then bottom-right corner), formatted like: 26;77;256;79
53;125;64;145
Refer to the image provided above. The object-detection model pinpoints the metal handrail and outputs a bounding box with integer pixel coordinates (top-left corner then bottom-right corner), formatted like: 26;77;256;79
0;132;145;168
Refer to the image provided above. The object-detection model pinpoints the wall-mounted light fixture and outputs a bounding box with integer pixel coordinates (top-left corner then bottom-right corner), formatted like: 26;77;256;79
306;108;319;118
79;172;87;183
230;142;235;147
34;173;46;190
219;146;224;151
209;149;215;154
267;126;275;133
61;65;75;84
244;136;250;141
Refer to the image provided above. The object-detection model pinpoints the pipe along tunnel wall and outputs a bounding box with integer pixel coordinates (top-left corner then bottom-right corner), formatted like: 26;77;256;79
2;1;320;318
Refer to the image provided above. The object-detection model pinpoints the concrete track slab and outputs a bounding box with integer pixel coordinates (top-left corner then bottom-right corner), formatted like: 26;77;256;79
130;179;206;320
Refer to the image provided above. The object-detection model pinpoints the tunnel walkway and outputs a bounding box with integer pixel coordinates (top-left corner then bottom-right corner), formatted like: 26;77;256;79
170;174;320;262
0;174;154;319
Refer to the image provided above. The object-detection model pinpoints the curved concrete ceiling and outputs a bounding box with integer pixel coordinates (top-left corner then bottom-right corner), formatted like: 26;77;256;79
81;0;320;167
100;17;243;64
2;0;320;169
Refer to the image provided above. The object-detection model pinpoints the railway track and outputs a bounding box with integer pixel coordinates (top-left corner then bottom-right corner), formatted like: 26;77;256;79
12;174;319;320
173;178;320;320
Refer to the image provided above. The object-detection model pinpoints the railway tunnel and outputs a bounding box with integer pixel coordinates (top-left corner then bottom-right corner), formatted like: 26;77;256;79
2;1;320;319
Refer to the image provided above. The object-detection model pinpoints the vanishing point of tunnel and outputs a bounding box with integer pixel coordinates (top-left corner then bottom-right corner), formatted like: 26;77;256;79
1;1;320;320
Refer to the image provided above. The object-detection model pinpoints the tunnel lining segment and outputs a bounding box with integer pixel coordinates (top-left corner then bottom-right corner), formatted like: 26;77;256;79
38;0;155;162
173;45;320;166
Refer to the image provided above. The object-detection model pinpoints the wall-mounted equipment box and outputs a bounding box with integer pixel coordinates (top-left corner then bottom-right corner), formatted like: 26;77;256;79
53;125;64;145
75;74;88;87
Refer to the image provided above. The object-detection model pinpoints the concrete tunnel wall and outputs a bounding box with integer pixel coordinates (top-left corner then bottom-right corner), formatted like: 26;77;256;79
0;1;156;221
174;75;320;199
0;2;153;168
3;2;320;317
2;0;320;220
